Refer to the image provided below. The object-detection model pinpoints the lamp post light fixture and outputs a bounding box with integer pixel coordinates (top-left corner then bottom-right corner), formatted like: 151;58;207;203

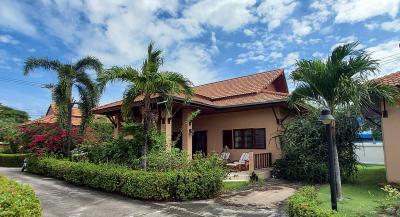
320;108;338;211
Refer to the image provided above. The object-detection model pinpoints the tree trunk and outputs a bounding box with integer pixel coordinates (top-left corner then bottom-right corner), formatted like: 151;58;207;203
66;102;73;158
141;95;151;171
332;123;342;200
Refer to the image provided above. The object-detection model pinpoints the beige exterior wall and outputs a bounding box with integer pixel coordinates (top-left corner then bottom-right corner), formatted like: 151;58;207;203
192;107;283;163
382;103;400;183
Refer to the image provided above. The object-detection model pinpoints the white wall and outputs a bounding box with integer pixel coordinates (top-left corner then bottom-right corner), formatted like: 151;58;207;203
355;142;385;165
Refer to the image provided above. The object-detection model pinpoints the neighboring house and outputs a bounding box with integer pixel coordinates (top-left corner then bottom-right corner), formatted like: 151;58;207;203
374;71;400;183
21;104;82;126
93;69;295;169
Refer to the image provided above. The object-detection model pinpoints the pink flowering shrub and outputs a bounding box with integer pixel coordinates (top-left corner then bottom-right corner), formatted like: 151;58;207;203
17;123;82;155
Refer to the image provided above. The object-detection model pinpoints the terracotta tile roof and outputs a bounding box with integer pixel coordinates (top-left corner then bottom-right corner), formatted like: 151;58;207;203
21;105;82;126
93;69;288;113
374;71;400;86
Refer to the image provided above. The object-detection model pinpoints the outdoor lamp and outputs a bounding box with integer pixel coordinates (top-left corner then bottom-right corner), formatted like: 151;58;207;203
320;108;335;125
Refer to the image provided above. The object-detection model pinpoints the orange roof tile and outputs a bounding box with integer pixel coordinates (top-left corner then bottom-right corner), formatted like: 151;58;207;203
22;105;83;126
93;69;288;113
374;71;400;87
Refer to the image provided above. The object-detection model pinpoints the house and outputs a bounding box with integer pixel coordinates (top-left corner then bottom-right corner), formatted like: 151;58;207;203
373;71;400;183
21;104;82;126
93;69;295;170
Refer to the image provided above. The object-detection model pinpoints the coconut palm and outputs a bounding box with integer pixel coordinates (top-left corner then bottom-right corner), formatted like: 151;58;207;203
288;42;399;199
98;42;193;170
24;56;103;155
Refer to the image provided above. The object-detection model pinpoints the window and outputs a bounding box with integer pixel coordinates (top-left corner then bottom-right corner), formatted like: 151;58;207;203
233;128;266;149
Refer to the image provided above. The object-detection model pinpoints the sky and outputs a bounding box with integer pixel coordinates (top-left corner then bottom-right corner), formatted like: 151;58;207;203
0;0;399;119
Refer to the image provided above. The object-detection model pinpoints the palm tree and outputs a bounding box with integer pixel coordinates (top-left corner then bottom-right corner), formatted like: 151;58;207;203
24;56;103;155
98;42;193;170
288;42;399;199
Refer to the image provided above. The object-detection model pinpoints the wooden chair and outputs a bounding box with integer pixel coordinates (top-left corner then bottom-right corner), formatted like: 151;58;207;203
220;152;230;161
226;153;249;171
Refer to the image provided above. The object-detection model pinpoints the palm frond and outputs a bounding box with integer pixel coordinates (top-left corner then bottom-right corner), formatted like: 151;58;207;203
98;66;138;92
73;56;103;75
24;57;61;75
121;85;140;121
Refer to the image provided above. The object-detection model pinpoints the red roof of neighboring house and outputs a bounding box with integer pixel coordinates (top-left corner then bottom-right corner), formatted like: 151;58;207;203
374;71;400;87
21;104;82;126
93;69;288;113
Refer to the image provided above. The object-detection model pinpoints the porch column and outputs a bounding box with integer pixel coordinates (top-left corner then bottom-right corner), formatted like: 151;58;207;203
248;152;255;173
114;113;123;137
182;109;193;159
161;110;172;151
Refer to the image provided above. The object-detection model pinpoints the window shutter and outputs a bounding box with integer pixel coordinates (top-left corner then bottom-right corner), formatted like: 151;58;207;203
223;130;233;149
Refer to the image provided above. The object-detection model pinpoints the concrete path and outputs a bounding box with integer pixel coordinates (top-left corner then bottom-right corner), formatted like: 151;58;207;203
0;167;280;217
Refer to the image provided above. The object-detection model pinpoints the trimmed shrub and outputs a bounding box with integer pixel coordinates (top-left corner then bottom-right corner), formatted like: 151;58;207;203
27;156;224;200
287;186;342;217
0;154;27;167
0;175;41;217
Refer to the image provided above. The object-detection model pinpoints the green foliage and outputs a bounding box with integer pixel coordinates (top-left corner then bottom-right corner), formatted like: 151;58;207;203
0;104;29;142
273;110;358;183
88;117;114;142
0;154;27;167
75;126;165;167
27;156;225;200
0;175;41;217
146;148;190;172
378;185;400;216
287;186;343;217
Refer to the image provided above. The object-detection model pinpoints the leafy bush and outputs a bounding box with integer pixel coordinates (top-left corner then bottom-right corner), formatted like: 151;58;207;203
74;126;165;168
87;117;114;142
146;148;190;172
287;186;342;217
0;175;41;217
0;154;27;167
273;110;358;183
17;123;82;155
27;155;225;200
377;185;400;216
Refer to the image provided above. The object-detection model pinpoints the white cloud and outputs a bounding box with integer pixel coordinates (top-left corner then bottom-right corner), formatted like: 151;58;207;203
334;0;400;23
381;19;400;32
28;48;36;53
290;19;312;36
0;0;37;36
0;35;18;45
184;0;256;31
367;40;400;76
243;28;255;36
257;0;298;31
164;43;218;85
210;32;219;54
312;51;325;58
365;22;379;30
281;52;300;68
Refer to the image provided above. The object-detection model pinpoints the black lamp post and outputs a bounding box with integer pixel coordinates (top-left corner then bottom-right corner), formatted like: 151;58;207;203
320;108;338;211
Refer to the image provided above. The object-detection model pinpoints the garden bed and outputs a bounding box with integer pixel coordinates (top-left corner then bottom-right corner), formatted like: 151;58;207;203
0;175;41;217
27;156;224;201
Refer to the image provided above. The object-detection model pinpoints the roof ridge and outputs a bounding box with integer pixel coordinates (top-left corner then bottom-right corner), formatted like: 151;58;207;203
194;68;283;88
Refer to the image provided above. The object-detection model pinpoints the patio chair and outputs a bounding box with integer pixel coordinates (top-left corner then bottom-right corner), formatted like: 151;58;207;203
226;152;249;171
220;151;230;161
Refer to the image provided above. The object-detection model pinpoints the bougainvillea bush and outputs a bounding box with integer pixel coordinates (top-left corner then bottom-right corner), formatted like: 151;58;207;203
16;123;82;155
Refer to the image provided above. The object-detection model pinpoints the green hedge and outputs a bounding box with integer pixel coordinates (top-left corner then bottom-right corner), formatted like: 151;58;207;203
0;175;41;217
0;154;27;167
287;186;343;217
27;157;223;200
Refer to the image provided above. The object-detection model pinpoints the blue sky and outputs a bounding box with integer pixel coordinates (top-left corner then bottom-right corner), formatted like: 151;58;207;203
0;0;399;119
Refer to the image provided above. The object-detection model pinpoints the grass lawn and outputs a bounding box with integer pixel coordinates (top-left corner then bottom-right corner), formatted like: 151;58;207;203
317;164;386;217
223;181;249;190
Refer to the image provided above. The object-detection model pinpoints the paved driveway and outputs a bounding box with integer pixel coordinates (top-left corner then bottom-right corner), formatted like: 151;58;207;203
0;167;280;217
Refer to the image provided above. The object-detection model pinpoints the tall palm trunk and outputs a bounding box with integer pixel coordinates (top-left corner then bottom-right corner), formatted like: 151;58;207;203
332;123;342;200
66;102;73;157
141;95;151;171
